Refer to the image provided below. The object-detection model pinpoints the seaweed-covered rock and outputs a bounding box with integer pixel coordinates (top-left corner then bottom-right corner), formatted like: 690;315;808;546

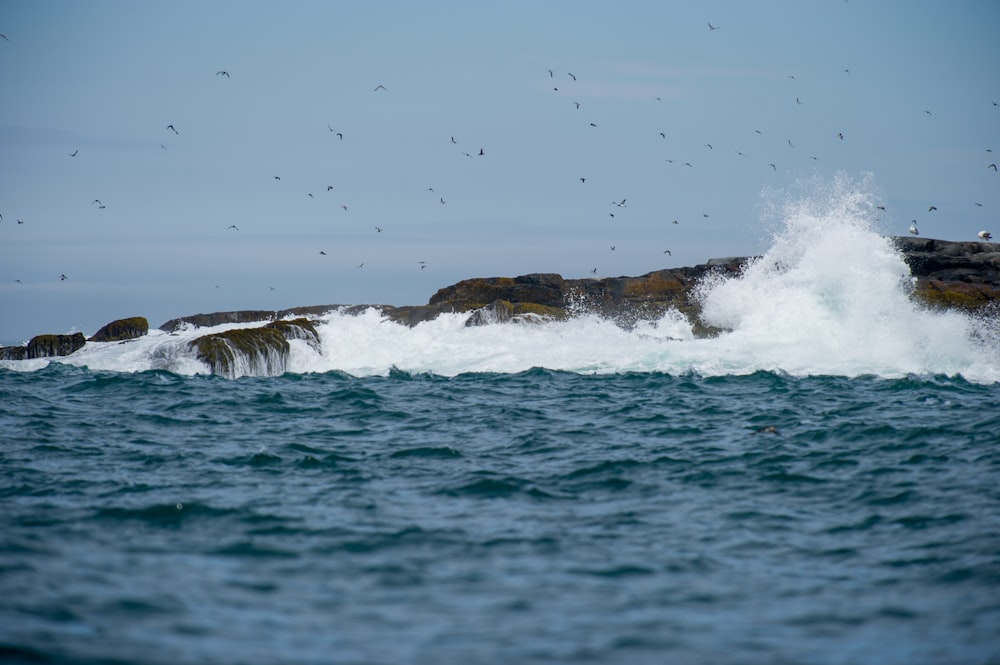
188;318;322;378
894;237;1000;311
26;333;86;358
88;316;149;342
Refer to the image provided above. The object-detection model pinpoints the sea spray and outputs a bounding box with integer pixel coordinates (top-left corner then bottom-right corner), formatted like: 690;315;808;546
695;179;995;379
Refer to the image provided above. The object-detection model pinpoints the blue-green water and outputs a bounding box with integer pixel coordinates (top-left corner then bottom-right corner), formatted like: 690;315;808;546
2;365;999;665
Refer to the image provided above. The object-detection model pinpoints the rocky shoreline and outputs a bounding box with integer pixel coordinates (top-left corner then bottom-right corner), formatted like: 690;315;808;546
2;236;998;377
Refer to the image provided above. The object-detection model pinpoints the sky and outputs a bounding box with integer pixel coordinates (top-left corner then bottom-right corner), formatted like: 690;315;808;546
1;1;998;343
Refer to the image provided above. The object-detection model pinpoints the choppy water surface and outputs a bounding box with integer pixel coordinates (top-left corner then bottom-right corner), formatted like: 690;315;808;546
2;367;999;665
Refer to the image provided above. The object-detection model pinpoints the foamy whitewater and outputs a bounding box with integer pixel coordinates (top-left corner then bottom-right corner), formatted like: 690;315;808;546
4;185;999;383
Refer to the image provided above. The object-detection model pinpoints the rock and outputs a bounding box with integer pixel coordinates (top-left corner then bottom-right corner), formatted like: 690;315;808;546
160;305;341;332
26;333;86;358
894;237;1000;311
188;318;321;378
0;346;27;360
88;316;149;342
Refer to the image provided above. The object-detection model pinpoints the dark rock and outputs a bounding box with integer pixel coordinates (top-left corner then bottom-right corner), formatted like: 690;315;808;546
26;333;86;358
0;346;27;360
88;316;149;342
160;305;343;332
894;236;1000;311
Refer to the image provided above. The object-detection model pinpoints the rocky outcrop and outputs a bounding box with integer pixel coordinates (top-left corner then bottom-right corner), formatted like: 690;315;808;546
894;237;1000;311
88;316;149;342
188;318;320;379
380;261;748;335
160;306;341;333
27;333;86;358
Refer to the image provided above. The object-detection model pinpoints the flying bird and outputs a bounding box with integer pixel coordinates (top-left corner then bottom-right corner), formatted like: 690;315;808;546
978;231;993;241
568;72;576;81
547;69;554;77
707;22;720;30
663;249;672;256
928;205;937;212
319;251;327;255
60;274;67;281
574;101;580;109
451;136;457;144
69;150;78;157
374;226;382;233
92;199;102;206
478;148;484;156
228;225;239;231
989;163;997;171
216;70;229;78
167;124;178;134
614;199;626;207
374;84;386;92
327;185;334;191
273;176;281;181
589;122;598;127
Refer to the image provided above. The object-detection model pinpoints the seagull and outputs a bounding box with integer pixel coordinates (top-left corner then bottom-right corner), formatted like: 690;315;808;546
663;249;672;256
978;231;993;241
547;69;554;77
610;245;616;251
92;199;102;206
319;250;327;255
216;70;230;78
450;136;457;144
909;221;919;235
478;148;484;156
336;133;343;140
0;34;7;41
837;132;845;140
60;274;67;281
440;197;446;204
989;163;997;171
341;204;348;210
374;84;386;92
568;72;576;81
589;122;598;127
69;150;78;157
591;268;597;274
928;205;937;212
704;143;713;149
574;101;580;109
672;220;679;225
356;263;364;269
228;225;239;231
327;185;334;191
374;226;382;233
579;177;586;183
167;124;178;134
707;21;720;30
419;261;427;269
273;176;281;181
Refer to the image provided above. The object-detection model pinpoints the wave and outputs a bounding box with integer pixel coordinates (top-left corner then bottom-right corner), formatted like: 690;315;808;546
4;180;999;382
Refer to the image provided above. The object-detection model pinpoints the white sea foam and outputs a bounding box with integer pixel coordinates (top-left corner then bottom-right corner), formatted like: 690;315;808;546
4;180;998;382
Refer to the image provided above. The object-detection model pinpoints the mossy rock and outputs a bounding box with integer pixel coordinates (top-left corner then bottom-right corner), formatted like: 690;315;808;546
26;333;86;358
190;327;290;378
911;280;995;312
89;316;149;342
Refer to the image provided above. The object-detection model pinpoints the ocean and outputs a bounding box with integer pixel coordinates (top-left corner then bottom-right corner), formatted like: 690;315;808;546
2;206;1000;664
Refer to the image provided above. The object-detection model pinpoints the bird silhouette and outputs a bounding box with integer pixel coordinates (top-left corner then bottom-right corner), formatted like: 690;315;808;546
167;124;178;134
60;274;67;281
978;231;992;241
228;225;239;231
989;163;997;171
216;70;229;78
928;205;937;212
374;84;386;92
69;150;78;157
708;22;720;30
319;250;327;255
909;221;919;235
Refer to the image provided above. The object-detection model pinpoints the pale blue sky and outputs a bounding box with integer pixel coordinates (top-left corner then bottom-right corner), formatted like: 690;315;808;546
1;1;997;342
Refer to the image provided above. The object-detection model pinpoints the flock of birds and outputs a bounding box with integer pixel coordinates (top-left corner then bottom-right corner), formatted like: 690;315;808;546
1;19;997;293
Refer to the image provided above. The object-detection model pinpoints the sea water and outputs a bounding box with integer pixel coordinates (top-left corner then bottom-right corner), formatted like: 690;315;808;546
2;186;999;664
